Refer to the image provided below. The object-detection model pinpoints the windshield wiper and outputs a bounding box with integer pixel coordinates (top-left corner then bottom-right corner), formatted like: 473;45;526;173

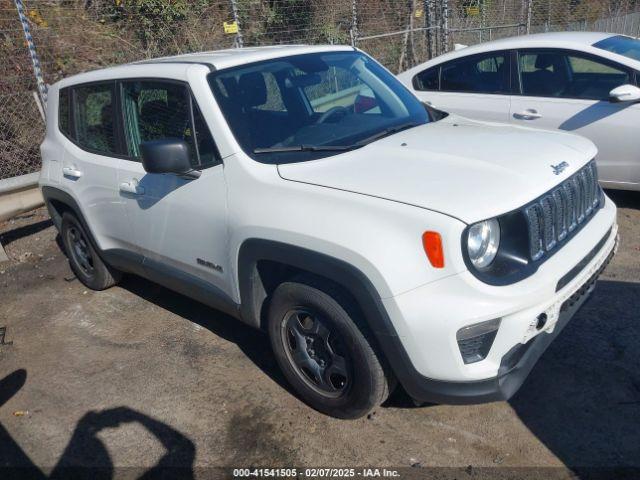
354;121;421;147
253;144;359;154
252;122;421;154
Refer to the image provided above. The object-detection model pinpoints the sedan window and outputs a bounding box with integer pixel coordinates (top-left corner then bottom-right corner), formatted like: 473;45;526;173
519;50;630;100
440;52;510;94
413;67;439;91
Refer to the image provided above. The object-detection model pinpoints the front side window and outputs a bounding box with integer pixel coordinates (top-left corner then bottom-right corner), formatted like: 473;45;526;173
73;83;117;154
519;50;630;100
440;52;509;94
208;51;430;163
121;80;218;168
594;35;640;62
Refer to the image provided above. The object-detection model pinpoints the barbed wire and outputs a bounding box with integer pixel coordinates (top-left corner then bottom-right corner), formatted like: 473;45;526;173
1;0;639;181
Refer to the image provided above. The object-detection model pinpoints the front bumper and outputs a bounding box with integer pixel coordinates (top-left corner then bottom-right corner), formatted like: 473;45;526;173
406;242;614;404
378;197;617;404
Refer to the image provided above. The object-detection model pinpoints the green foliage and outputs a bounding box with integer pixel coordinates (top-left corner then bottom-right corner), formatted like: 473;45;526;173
96;0;191;49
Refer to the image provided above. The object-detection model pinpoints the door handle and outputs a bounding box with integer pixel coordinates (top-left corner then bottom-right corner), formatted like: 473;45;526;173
119;179;145;195
513;109;542;120
62;166;83;179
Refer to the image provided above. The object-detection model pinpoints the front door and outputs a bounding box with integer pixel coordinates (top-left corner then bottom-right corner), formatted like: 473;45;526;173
511;49;640;187
117;79;231;298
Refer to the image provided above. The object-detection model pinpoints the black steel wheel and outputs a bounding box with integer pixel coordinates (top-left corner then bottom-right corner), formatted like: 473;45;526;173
60;212;121;290
65;224;95;277
268;274;394;419
281;308;351;398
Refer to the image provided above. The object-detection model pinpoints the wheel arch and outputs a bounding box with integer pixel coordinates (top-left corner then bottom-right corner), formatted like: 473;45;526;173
42;186;87;232
238;238;408;336
236;239;429;396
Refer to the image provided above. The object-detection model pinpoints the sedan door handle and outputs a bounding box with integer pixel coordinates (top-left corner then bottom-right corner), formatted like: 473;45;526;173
513;109;542;120
62;166;83;179
119;180;145;195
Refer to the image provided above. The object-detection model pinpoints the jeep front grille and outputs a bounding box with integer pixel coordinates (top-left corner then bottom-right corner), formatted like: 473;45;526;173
525;161;601;262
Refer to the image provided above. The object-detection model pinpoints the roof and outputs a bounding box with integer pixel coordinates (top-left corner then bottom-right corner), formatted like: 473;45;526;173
133;44;355;70
55;44;356;88
398;31;629;78
470;31;615;50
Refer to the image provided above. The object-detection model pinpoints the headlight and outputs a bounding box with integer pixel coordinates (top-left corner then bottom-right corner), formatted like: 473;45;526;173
467;219;500;269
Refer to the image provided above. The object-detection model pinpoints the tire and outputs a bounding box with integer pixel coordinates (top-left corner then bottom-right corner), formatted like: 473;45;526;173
60;212;121;290
268;274;394;419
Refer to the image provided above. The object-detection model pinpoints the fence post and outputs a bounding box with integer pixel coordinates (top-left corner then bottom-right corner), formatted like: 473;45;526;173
526;0;533;34
350;0;359;47
13;0;47;106
229;0;244;48
442;0;449;54
424;0;433;58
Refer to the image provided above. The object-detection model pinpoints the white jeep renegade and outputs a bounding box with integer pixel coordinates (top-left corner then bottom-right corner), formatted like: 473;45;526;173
40;45;618;418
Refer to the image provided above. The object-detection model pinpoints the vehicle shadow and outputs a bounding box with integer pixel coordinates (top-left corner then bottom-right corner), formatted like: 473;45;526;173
0;219;52;246
510;279;640;473
119;275;293;394
605;189;640;210
0;369;196;478
558;101;634;131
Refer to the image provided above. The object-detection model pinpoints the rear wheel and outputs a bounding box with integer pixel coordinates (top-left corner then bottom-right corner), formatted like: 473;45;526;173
268;275;394;419
60;212;120;290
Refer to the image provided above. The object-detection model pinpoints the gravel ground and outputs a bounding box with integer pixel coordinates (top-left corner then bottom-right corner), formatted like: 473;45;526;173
0;191;639;479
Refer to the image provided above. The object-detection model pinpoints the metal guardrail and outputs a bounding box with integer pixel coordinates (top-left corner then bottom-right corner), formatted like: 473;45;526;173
0;172;40;195
0;172;43;263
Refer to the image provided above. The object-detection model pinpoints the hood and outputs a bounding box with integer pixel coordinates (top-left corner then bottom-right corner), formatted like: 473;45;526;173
277;115;597;224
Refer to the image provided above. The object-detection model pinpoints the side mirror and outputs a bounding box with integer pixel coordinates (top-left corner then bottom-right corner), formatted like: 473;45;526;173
422;101;448;121
609;84;640;103
140;139;200;179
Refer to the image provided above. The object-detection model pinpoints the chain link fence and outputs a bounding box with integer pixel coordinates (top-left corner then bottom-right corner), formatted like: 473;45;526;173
1;0;639;181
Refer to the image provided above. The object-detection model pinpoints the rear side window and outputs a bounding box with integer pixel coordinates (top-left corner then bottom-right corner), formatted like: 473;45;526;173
73;83;117;155
58;88;71;136
440;52;509;94
121;80;218;168
413;67;439;91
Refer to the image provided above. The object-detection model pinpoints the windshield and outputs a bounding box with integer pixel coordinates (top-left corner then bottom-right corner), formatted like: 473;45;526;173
594;35;640;62
208;51;430;163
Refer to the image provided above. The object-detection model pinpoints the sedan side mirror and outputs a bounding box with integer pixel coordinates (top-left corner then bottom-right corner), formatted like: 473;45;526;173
140;139;201;179
609;84;640;103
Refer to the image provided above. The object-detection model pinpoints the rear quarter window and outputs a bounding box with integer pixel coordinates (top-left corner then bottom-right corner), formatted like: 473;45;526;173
413;68;440;91
58;88;71;137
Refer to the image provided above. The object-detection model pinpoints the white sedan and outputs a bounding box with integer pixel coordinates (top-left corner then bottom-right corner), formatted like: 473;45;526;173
398;32;640;191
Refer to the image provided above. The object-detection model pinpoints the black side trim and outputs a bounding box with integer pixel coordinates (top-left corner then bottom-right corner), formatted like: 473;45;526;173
556;227;612;292
42;186;239;319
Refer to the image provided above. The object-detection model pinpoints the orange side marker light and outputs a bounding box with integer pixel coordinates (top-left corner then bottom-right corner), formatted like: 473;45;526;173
422;231;445;268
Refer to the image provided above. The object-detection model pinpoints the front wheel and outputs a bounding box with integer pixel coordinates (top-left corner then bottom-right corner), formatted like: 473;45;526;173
268;275;394;419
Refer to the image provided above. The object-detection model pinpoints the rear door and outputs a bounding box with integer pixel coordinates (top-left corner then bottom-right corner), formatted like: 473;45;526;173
117;79;231;296
510;49;640;186
61;81;132;252
410;50;512;122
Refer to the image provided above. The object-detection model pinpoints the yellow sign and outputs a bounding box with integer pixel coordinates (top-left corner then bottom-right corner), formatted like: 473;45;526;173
223;21;239;34
414;8;423;18
465;6;480;16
